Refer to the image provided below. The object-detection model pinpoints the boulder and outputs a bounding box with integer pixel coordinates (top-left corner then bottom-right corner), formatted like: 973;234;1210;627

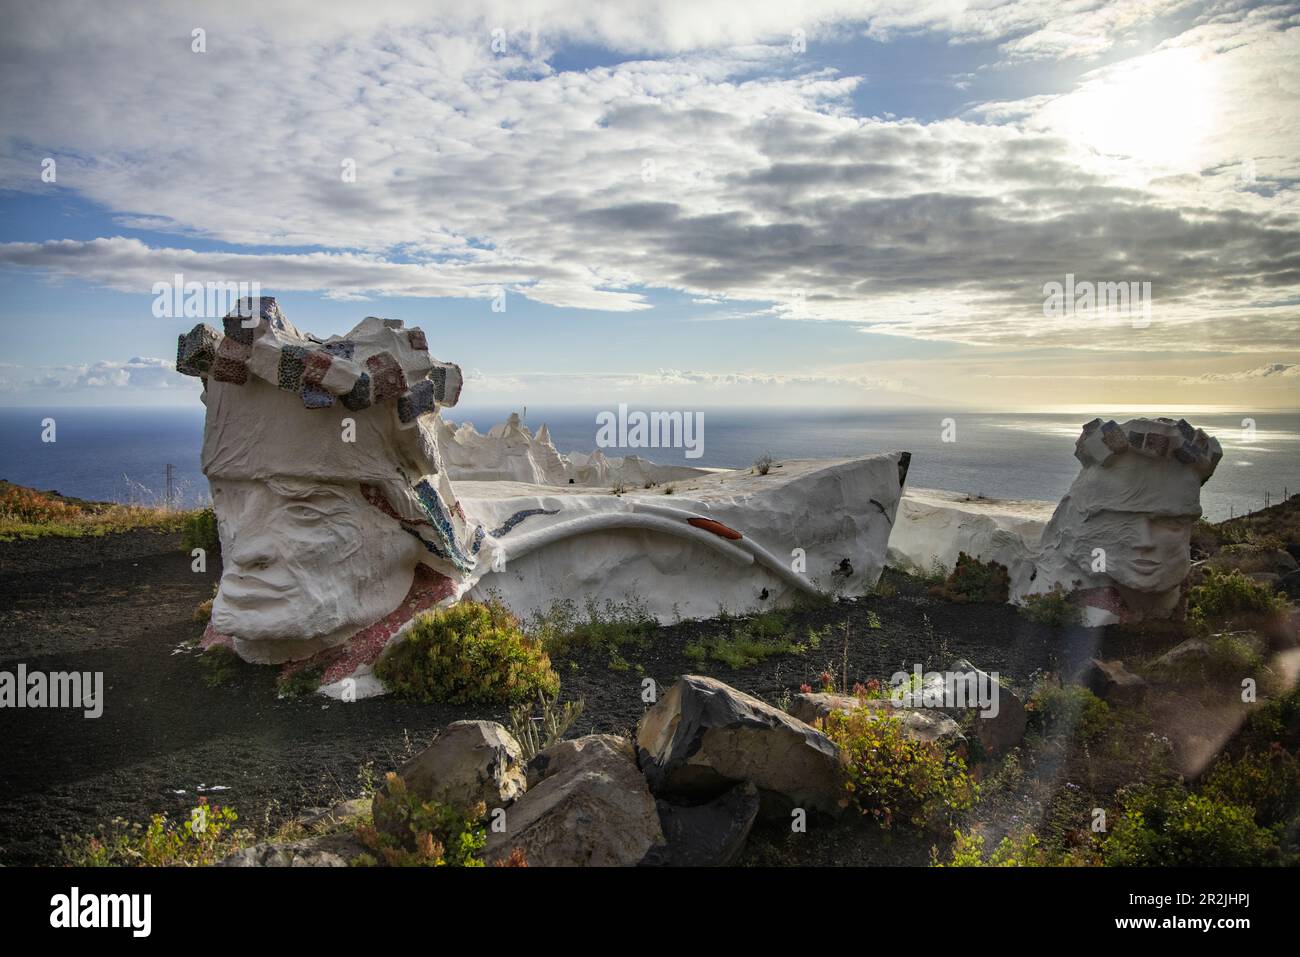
790;692;964;746
637;675;842;817
1080;658;1147;705
484;734;663;866
944;659;1026;754
1279;570;1300;601
220;838;353;867
1148;637;1212;678
526;733;636;785
389;720;526;813
644;781;761;867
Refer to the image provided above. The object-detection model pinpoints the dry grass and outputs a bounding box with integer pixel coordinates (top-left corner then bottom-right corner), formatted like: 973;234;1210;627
0;481;194;541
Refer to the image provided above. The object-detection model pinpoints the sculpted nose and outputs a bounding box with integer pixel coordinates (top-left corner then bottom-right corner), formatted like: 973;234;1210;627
229;534;276;570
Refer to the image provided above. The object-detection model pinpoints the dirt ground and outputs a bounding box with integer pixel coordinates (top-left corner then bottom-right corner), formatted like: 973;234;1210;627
0;528;1261;865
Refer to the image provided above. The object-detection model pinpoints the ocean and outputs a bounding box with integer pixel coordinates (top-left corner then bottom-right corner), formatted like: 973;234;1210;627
1;406;1295;523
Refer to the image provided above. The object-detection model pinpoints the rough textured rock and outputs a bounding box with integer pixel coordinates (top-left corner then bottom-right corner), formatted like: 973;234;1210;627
1080;658;1148;705
1148;638;1212;678
393;720;526;811
790;693;964;746
485;734;663;866
526;733;636;786
644;781;761;867
220;838;354;867
943;659;1026;754
637;675;842;817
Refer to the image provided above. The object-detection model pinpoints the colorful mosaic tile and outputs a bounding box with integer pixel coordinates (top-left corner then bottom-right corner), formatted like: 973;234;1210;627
1143;431;1170;456
176;325;220;376
277;345;309;392
300;384;335;409
488;507;559;538
302;349;333;388
397;378;437;423
407;329;428;351
211;353;249;385
323;340;356;360
365;351;407;402
412;477;473;572
1100;421;1128;452
341;372;372;411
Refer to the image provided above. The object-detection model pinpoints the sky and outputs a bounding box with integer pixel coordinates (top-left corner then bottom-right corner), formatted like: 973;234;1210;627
0;0;1298;411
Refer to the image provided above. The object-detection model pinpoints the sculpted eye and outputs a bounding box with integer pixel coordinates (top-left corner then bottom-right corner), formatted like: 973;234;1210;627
285;504;327;520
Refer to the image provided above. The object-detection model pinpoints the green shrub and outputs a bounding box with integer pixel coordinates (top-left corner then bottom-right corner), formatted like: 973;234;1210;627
359;772;487;867
1026;684;1112;743
528;596;656;659
376;600;559;706
198;645;240;688
937;828;1045;867
822;707;977;831
1188;567;1287;630
1019;584;1081;629
1102;786;1279;866
181;507;220;553
61;797;249;866
932;552;1010;604
1202;745;1300;828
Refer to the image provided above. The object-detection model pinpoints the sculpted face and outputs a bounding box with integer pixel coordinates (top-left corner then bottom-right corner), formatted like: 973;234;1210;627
1070;509;1194;593
209;476;421;648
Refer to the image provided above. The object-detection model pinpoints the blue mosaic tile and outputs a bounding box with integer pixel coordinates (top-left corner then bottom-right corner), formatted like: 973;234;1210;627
341;372;372;411
300;384;335;408
323;340;356;360
397;379;437;423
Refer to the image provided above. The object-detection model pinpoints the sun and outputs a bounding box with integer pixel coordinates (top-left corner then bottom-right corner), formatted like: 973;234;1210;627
1043;45;1223;174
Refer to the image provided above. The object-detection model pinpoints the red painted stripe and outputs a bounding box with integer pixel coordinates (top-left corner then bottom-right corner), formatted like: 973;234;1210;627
687;516;743;540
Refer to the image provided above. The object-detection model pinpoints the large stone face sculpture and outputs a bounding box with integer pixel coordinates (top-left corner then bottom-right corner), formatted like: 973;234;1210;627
888;416;1222;626
177;299;910;693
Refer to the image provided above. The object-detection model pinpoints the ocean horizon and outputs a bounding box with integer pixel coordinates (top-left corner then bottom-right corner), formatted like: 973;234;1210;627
1;405;1295;523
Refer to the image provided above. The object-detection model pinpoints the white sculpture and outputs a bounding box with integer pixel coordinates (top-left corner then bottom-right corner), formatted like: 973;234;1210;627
177;299;910;695
889;417;1222;626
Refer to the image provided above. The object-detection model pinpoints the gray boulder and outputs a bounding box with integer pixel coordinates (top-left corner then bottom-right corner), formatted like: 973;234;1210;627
637;675;842;817
1080;658;1147;705
485;734;663;866
390;720;526;812
645;781;761;867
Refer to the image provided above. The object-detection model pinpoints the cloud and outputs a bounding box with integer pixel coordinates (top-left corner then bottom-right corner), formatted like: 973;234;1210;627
0;356;199;393
0;0;1296;359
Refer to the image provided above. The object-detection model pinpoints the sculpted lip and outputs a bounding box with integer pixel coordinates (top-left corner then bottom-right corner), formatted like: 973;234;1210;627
221;575;293;601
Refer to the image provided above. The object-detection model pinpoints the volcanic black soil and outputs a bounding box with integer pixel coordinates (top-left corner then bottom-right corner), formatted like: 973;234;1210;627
0;529;1209;865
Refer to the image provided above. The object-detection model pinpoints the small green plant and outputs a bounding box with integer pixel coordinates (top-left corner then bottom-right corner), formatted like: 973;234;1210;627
507;690;585;760
1102;785;1280;866
181;507;220;553
359;773;487;867
753;452;774;476
1025;684;1112;743
376;599;559;706
932;552;1010;604
198;645;240;688
61;797;249;866
277;663;325;698
685;633;801;669
662;483;676;495
528;595;656;659
1019;584;1081;629
822;707;977;831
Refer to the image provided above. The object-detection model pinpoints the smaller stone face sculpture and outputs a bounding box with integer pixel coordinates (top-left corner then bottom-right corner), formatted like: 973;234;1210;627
1035;416;1221;624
